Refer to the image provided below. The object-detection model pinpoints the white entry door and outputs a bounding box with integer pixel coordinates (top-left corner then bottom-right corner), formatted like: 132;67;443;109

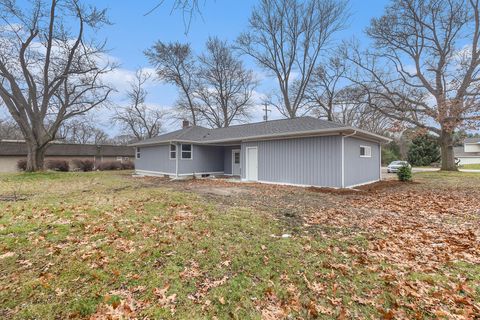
232;149;241;176
246;147;258;181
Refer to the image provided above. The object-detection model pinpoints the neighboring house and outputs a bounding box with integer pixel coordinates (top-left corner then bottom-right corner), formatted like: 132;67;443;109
131;117;390;188
0;140;135;172
454;137;480;165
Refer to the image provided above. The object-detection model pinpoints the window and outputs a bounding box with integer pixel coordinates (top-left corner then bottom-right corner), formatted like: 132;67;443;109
136;148;141;159
234;152;240;164
169;144;176;159
360;146;372;158
181;144;192;159
116;156;123;161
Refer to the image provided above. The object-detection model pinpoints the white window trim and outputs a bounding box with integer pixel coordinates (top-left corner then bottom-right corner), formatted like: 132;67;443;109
135;147;141;159
180;144;193;160
169;144;177;160
360;145;372;158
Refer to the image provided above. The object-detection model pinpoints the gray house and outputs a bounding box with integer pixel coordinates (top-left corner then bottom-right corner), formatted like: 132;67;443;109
131;117;390;188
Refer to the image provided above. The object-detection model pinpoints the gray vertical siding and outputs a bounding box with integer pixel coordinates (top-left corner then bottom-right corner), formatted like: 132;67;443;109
223;146;233;175
344;137;381;187
135;145;176;174
222;146;241;175
241;136;343;188
177;145;224;174
136;144;225;175
136;135;381;187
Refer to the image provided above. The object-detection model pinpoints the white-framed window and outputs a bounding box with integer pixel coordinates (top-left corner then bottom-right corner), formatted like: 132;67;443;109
169;144;177;159
360;145;372;158
234;151;240;164
181;144;193;159
136;148;141;159
116;156;123;161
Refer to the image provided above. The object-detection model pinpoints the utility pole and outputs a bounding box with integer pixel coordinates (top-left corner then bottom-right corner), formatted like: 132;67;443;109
263;103;271;122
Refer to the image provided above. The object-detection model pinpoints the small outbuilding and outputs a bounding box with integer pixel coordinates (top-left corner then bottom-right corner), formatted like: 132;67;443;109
131;117;391;188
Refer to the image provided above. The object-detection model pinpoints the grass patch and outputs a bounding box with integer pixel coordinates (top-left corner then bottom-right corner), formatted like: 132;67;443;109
461;163;480;170
1;171;479;319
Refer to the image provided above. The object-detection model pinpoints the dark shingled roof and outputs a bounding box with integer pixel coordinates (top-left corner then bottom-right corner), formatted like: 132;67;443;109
454;146;480;158
131;117;388;146
464;137;480;144
0;141;135;157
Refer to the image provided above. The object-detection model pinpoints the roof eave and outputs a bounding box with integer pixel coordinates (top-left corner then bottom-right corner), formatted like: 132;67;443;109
130;127;391;146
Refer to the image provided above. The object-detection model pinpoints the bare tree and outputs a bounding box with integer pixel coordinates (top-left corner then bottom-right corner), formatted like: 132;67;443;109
334;86;395;135
195;37;256;128
57;118;110;144
0;0;114;171
306;55;347;121
146;0;206;33
0;116;23;140
236;0;349;118
113;69;166;141
345;0;480;171
145;42;199;125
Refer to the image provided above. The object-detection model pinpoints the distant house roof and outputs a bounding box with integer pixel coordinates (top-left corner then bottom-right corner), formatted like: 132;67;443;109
0;141;135;157
464;137;480;144
454;146;480;158
131;117;390;147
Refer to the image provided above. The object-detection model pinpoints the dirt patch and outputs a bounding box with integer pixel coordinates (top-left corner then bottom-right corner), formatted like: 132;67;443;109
306;186;361;195
0;194;27;202
190;186;247;197
356;180;420;192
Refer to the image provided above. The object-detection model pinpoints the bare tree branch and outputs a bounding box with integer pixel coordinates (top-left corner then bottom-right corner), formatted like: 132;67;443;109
236;0;349;118
0;0;114;171
195;37;256;128
146;41;199;125
345;0;480;170
113;69;167;141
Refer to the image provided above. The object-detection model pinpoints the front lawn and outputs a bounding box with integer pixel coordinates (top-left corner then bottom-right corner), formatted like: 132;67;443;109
0;171;479;319
461;163;480;170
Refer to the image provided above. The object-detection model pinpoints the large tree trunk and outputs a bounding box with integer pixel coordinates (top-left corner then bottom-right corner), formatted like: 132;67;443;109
25;142;46;172
439;130;457;171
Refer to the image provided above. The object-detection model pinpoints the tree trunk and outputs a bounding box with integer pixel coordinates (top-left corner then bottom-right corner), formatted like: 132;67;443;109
439;130;457;171
26;142;46;172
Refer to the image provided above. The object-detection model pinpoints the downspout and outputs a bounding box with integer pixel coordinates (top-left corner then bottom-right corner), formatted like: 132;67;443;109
175;142;179;179
341;130;357;188
379;143;382;182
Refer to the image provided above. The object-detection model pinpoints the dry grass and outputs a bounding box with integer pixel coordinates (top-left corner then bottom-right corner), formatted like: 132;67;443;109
0;171;479;319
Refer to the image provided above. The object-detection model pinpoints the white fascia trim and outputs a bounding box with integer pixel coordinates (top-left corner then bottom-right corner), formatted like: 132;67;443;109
136;169;225;177
241;178;380;189
177;171;224;177
241;179;343;189
346;179;381;188
135;169;175;177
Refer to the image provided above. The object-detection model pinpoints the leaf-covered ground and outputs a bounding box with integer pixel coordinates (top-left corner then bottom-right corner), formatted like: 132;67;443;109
0;171;479;319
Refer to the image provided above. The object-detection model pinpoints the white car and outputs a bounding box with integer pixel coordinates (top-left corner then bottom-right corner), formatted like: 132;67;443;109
387;161;411;173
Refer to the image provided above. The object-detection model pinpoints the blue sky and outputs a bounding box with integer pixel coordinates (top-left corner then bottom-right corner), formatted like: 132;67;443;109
85;0;390;132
